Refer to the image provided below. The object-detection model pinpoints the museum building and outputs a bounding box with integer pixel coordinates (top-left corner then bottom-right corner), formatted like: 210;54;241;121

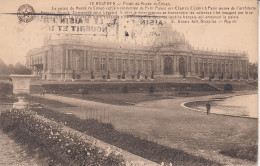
25;27;249;80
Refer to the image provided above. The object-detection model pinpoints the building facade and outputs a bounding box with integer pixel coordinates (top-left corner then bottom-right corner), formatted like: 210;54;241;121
26;34;249;81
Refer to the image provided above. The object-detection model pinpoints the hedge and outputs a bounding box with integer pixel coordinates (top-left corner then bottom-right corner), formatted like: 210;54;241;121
42;82;219;95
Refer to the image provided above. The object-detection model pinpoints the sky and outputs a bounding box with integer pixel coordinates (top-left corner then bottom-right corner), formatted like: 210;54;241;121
0;0;258;65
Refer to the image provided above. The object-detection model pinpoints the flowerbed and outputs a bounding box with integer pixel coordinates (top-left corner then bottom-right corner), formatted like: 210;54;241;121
0;109;124;165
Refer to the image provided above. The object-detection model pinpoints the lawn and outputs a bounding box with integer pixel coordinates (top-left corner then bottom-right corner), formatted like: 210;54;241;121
62;91;227;106
26;93;257;165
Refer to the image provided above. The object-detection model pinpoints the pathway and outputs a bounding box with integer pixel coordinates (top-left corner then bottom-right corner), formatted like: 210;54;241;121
0;104;38;166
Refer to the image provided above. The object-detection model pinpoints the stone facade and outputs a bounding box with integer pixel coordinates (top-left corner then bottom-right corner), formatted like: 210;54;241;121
26;35;249;81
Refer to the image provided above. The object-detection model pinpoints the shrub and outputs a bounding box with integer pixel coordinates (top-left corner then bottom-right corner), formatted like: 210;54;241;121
151;71;154;79
122;86;129;93
122;71;125;79
72;70;76;79
149;86;155;93
0;83;12;99
224;84;233;91
82;89;88;95
137;71;141;79
91;71;95;80
107;71;110;79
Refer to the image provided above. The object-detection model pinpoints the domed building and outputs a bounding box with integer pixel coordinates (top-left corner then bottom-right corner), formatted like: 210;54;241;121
25;26;249;80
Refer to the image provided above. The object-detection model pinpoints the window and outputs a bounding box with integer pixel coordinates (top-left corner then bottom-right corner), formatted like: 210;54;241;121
101;58;105;70
149;61;153;71
108;58;113;71
143;60;148;72
93;58;98;71
123;59;127;71
195;62;198;74
209;63;212;74
204;63;208;74
138;60;142;71
76;56;80;70
130;59;134;71
116;58;119;71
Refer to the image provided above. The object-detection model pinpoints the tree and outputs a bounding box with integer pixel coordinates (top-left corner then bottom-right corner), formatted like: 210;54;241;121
14;62;32;74
0;59;7;75
0;59;32;76
248;62;258;79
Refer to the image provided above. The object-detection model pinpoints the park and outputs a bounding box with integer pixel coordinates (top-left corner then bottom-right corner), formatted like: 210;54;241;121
0;73;257;166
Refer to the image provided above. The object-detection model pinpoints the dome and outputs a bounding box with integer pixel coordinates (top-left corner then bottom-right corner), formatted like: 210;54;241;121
149;24;190;47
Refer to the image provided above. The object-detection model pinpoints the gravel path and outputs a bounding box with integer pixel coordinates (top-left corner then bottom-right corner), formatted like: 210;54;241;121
0;104;38;166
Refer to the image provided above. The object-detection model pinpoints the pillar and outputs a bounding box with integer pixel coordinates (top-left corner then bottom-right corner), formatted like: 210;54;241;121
61;49;64;79
70;49;73;70
207;59;209;75
65;49;69;69
134;53;137;73
141;54;143;72
173;55;177;75
83;50;87;70
176;56;179;73
161;56;164;73
106;53;108;71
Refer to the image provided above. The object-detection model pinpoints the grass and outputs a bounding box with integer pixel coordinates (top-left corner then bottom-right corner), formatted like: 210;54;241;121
62;91;227;106
32;106;221;166
25;95;75;108
26;92;257;165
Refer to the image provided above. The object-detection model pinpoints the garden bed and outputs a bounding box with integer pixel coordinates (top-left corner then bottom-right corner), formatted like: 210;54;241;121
0;109;124;166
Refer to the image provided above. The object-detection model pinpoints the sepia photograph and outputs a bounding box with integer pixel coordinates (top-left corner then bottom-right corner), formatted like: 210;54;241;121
0;0;258;165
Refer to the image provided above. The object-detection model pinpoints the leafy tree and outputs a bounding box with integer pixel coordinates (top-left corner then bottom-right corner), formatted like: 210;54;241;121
248;63;258;79
14;62;32;74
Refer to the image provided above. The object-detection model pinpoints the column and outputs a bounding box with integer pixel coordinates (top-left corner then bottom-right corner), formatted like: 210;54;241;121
106;52;108;71
80;52;84;70
112;53;115;72
190;56;194;75
51;48;54;71
61;49;64;79
211;58;214;74
176;56;179;73
141;54;143;72
88;50;91;70
207;59;209;75
173;55;177;75
220;59;222;74
246;60;248;74
44;53;48;70
70;49;73;70
202;57;204;73
65;49;69;69
83;50;87;70
128;56;131;73
98;51;100;71
147;54;148;74
161;56;164;73
156;53;159;74
134;53;137;73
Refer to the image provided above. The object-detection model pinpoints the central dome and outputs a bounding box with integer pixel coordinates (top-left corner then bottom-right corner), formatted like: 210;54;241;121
149;24;190;47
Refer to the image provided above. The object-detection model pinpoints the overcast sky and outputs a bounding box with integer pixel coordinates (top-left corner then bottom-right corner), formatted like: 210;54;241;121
0;0;257;65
